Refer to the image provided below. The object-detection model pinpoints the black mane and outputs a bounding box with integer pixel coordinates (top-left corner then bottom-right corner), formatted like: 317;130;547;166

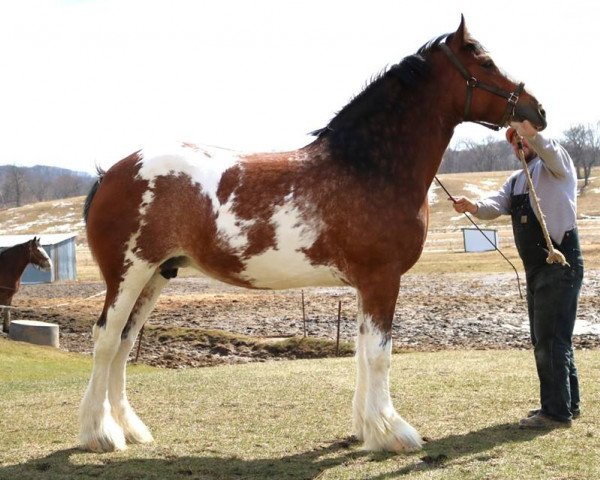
0;239;28;258
310;34;450;170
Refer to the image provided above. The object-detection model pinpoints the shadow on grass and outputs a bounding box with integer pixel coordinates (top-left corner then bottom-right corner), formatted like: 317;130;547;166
0;438;367;480
0;423;552;480
369;421;556;478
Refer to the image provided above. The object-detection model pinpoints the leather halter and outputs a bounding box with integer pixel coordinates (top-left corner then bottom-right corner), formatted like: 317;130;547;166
439;43;524;131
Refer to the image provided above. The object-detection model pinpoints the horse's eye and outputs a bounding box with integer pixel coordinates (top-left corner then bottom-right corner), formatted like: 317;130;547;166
482;60;495;70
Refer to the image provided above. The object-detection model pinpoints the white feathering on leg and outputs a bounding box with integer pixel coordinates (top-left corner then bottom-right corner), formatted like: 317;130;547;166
360;317;423;452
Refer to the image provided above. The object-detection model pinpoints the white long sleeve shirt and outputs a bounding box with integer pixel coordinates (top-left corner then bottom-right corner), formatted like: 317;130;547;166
474;133;578;245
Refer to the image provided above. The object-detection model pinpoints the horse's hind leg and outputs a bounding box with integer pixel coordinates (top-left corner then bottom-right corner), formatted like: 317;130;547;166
355;274;423;452
80;261;155;452
108;271;168;444
2;306;10;333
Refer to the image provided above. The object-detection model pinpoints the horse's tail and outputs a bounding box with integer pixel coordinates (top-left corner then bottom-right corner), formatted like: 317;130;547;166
83;166;106;224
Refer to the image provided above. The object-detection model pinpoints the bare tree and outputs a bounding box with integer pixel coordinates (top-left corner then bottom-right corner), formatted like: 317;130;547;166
1;165;28;207
51;174;86;199
28;172;54;202
440;137;515;173
562;123;600;187
562;124;587;181
583;122;600;186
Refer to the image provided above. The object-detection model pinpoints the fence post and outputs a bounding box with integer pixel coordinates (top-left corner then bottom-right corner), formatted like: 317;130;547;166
335;300;341;356
135;325;145;363
301;290;307;338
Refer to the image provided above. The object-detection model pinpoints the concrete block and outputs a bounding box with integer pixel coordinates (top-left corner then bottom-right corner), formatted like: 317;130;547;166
9;320;59;348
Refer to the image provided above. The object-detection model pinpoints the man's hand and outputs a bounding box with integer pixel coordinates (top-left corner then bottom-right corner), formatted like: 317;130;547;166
510;120;538;139
450;196;478;214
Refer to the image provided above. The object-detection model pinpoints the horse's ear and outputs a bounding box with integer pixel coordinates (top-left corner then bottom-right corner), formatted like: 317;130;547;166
448;14;468;48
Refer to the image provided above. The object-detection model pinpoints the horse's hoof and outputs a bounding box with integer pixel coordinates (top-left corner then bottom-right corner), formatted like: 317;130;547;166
80;418;127;452
124;426;154;445
81;432;127;453
363;414;423;453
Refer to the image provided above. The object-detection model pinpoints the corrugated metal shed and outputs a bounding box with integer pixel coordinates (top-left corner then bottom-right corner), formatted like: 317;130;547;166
0;233;77;284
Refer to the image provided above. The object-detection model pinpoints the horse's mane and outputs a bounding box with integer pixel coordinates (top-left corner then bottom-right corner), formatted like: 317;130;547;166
310;34;451;170
0;239;28;259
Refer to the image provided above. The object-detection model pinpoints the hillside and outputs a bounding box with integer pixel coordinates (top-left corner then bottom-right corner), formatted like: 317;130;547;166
0;196;86;242
0;164;93;210
1;167;599;275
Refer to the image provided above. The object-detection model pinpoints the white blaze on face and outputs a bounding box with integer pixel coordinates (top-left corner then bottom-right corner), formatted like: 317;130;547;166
35;243;52;271
238;199;344;289
137;143;241;208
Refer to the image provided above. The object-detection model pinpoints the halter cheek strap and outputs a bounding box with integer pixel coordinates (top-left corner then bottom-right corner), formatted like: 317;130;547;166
439;43;524;131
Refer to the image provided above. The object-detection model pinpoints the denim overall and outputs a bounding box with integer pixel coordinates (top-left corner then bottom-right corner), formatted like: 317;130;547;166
510;178;584;421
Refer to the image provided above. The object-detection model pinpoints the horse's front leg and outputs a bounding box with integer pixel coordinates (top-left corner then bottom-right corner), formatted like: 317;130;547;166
354;275;423;452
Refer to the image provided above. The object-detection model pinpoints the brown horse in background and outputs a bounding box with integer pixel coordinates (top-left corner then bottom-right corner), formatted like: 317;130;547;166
81;17;547;453
0;237;52;332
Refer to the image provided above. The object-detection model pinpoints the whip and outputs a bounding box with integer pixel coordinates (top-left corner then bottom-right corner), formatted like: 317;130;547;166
434;176;523;299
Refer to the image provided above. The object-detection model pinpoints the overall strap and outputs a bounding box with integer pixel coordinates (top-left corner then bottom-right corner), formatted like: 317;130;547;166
510;176;517;196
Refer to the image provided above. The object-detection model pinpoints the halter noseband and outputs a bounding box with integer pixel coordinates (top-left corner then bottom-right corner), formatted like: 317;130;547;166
439;42;524;131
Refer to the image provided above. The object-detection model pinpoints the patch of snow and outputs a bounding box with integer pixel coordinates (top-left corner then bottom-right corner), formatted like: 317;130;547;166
481;179;499;188
520;320;600;336
428;183;439;205
464;183;497;198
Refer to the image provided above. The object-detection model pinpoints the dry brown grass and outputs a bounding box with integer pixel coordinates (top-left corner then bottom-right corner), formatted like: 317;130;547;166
3;167;600;281
1;340;599;479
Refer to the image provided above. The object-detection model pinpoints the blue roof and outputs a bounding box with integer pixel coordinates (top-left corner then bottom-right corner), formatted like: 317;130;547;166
0;233;77;248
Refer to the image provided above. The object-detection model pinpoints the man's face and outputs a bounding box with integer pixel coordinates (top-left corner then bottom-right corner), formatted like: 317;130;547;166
511;138;537;163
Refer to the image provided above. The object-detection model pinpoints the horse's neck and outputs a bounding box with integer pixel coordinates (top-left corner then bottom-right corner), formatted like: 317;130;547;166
398;116;453;182
323;81;458;191
0;247;30;285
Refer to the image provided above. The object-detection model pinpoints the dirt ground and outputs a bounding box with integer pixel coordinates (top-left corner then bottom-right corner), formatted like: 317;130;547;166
3;271;600;368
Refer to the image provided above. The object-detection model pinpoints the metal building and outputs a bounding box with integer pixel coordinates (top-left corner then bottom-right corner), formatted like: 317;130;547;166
0;233;77;284
461;228;499;253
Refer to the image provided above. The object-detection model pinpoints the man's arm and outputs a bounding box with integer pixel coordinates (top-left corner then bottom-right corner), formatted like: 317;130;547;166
528;134;573;178
511;120;573;178
450;175;514;220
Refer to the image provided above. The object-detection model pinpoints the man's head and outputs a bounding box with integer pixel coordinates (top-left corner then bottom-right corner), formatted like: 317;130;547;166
506;127;537;163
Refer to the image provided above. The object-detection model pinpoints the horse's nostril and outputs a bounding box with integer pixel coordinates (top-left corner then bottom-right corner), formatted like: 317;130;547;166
539;106;546;118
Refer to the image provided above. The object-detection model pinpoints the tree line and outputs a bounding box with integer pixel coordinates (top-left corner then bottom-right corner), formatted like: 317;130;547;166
1;123;599;209
440;122;600;187
0;165;94;209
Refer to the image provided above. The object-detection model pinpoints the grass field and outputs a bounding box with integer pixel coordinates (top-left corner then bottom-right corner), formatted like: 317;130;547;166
3;167;600;280
1;338;598;480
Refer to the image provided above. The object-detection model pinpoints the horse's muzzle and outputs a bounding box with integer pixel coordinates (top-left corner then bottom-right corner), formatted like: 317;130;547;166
34;261;52;272
514;102;547;131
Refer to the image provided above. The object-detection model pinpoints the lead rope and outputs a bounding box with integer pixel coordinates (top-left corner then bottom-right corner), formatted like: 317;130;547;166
434;176;523;299
514;134;569;266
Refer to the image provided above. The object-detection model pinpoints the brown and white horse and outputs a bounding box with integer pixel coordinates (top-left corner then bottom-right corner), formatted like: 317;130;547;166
0;237;52;332
81;18;547;453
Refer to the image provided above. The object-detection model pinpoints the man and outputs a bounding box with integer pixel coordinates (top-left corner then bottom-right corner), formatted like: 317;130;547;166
452;120;584;428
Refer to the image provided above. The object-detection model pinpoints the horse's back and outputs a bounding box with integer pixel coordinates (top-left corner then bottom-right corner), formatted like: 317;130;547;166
86;143;346;289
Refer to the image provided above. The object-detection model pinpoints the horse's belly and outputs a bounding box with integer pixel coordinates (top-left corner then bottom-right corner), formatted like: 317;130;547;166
216;198;345;289
241;249;345;289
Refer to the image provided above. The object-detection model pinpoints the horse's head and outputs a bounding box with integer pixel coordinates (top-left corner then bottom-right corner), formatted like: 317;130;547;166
437;16;547;131
28;237;52;271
